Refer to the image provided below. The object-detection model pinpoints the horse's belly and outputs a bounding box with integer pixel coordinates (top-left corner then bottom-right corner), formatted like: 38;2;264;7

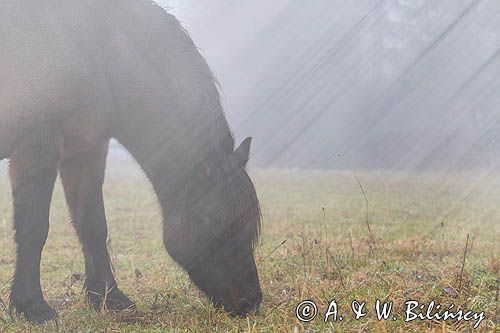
0;131;12;160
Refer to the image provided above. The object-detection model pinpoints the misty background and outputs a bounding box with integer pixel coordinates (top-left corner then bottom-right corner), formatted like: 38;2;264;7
142;0;500;172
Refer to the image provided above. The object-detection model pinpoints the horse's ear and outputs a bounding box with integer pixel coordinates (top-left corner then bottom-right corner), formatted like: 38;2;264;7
234;137;252;167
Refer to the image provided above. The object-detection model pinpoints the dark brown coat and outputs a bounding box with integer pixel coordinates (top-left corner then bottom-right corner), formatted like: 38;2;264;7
0;0;261;323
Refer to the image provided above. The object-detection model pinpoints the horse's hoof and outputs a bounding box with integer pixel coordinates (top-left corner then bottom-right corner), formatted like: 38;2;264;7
105;288;135;311
18;299;57;324
88;287;135;312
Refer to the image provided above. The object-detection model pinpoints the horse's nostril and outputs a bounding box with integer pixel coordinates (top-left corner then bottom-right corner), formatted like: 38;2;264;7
237;299;253;316
236;298;262;316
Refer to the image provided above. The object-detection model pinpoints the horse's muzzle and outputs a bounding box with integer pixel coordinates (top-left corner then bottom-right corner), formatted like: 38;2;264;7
234;297;262;316
229;289;262;317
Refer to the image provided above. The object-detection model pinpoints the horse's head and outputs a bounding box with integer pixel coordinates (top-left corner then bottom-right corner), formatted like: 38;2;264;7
164;137;262;316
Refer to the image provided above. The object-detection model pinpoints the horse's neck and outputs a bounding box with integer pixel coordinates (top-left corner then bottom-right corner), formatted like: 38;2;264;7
113;100;233;203
112;108;189;197
104;2;235;199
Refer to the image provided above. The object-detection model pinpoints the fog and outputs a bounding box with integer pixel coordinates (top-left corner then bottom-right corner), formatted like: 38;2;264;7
153;0;500;171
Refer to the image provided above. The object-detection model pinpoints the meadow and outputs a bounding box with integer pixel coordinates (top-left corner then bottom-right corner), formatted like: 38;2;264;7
0;160;498;332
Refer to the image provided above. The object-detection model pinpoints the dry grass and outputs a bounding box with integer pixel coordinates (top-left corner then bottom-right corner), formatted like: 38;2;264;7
0;161;498;332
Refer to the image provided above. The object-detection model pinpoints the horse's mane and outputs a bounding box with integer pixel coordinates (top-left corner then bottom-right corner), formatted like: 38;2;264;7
143;0;261;247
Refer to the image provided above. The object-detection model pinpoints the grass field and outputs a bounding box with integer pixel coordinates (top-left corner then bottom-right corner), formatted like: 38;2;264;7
0;160;498;332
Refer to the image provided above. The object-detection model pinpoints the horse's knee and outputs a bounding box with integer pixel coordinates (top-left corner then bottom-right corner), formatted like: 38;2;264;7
14;221;50;250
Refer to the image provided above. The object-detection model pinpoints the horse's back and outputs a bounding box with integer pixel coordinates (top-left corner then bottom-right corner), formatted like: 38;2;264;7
0;0;221;159
0;1;110;157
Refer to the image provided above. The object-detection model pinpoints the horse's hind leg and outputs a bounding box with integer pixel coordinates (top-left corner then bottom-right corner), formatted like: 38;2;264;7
9;130;59;323
59;141;134;312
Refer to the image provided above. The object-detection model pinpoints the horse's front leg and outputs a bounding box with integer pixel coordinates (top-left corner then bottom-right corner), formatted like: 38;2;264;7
8;129;59;323
59;141;134;312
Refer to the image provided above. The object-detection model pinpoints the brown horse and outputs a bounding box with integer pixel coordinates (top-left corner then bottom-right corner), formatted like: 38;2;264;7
0;0;262;323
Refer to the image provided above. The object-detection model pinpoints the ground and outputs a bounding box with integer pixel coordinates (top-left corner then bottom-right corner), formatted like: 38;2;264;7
0;160;498;332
